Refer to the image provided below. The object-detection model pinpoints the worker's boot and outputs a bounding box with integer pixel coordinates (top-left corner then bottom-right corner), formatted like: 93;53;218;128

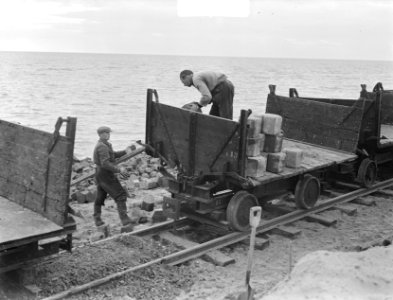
93;204;105;227
116;201;133;227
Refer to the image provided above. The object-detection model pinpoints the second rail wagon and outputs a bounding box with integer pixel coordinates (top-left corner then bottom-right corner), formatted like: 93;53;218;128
144;85;392;231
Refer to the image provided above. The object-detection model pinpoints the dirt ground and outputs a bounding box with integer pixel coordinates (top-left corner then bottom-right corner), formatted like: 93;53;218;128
2;186;389;300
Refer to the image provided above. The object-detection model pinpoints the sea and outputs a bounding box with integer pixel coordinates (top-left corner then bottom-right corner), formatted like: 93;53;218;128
1;51;392;159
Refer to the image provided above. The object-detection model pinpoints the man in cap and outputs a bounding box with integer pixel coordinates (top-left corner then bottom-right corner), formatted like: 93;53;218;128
180;70;234;120
93;126;132;227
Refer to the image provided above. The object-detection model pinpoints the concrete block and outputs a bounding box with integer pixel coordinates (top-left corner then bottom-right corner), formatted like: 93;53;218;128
76;190;89;203
245;156;267;177
158;176;169;187
140;178;158;190
141;200;155;211
264;132;284;153
72;162;84;173
247;116;263;137
284;148;303;168
262;113;282;135
120;224;134;233
246;133;265;157
267;152;286;173
85;190;97;203
152;209;168;223
90;232;105;242
150;170;159;178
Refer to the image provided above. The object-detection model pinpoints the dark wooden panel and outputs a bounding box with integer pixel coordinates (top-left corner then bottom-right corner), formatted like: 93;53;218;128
148;102;240;176
266;94;363;153
0;119;74;226
362;90;393;124
194;113;240;174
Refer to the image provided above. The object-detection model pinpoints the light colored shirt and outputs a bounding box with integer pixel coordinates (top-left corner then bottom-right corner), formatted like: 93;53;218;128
192;71;227;105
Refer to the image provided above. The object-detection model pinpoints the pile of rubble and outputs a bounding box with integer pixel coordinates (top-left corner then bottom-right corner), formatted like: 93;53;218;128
70;152;171;204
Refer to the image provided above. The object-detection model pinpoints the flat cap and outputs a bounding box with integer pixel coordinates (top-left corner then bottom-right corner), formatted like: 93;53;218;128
97;126;112;134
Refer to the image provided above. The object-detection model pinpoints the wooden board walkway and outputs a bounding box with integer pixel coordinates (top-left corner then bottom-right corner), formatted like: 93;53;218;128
0;196;63;250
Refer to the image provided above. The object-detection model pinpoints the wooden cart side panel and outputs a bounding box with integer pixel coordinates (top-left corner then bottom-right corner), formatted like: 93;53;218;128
0;119;74;226
298;97;356;107
361;90;393;125
149;102;192;172
148;102;240;176
194;113;240;174
266;94;363;153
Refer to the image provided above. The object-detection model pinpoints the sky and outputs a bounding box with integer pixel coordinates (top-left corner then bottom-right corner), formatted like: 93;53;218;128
0;0;392;61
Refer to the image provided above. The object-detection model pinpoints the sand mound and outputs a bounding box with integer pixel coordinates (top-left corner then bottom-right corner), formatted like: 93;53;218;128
262;245;393;300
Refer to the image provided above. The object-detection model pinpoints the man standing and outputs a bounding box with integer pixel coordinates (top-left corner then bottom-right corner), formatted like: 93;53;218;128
93;126;132;227
180;70;234;120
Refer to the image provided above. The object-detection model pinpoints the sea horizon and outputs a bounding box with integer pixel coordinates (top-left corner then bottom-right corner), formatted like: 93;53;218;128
1;51;392;158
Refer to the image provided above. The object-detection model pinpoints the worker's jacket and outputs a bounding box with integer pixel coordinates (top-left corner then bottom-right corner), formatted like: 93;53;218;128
93;139;126;175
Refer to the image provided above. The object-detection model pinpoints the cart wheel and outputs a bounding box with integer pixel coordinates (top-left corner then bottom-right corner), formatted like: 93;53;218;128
294;174;320;209
357;158;377;188
226;191;259;232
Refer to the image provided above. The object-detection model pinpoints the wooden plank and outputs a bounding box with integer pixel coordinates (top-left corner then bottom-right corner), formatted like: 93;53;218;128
334;204;358;216
265;204;336;226
159;232;235;266
373;189;393;198
0;196;63;249
271;226;302;239
241;237;270;251
352;196;376;206
305;214;337;226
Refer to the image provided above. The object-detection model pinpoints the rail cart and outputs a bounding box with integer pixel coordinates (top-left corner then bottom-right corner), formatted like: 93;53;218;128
144;85;393;231
0;117;77;273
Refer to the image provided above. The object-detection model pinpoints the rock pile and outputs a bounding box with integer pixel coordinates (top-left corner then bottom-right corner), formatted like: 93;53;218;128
70;152;172;204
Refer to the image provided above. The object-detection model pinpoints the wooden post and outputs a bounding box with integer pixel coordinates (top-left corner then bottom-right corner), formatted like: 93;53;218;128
64;117;77;225
145;89;153;146
188;112;198;176
238;109;249;177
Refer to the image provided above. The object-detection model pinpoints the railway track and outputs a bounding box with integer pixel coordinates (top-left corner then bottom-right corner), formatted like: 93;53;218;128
39;177;393;300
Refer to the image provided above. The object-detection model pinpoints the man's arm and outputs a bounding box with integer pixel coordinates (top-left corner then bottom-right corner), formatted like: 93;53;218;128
114;150;126;159
194;80;212;106
97;144;121;173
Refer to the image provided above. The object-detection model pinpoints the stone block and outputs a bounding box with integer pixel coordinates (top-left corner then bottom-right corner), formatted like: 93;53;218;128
262;113;282;135
267;152;286;173
70;191;78;201
85;190;97;203
158;176;169;187
76;190;88;203
245;156;267;177
246;133;265;157
152;209;168;223
285;148;304;168
72;162;84;173
120;224;134;233
247;115;263;137
264;132;284;153
140;178;158;190
141;196;155;211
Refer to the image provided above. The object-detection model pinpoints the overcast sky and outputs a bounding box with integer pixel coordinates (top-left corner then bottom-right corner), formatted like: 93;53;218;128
0;0;392;61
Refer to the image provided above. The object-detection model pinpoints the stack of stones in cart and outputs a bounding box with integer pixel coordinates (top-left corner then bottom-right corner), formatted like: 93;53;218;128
245;113;303;176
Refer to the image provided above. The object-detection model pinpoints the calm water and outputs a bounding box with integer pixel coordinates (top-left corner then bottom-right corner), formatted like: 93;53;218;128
1;51;392;158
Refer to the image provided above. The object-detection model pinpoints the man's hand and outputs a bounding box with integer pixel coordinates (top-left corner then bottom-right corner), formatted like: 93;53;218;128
125;144;137;154
182;102;202;112
119;166;129;179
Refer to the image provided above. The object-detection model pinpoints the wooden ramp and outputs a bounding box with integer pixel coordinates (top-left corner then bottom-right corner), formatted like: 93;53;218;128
0;196;63;251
